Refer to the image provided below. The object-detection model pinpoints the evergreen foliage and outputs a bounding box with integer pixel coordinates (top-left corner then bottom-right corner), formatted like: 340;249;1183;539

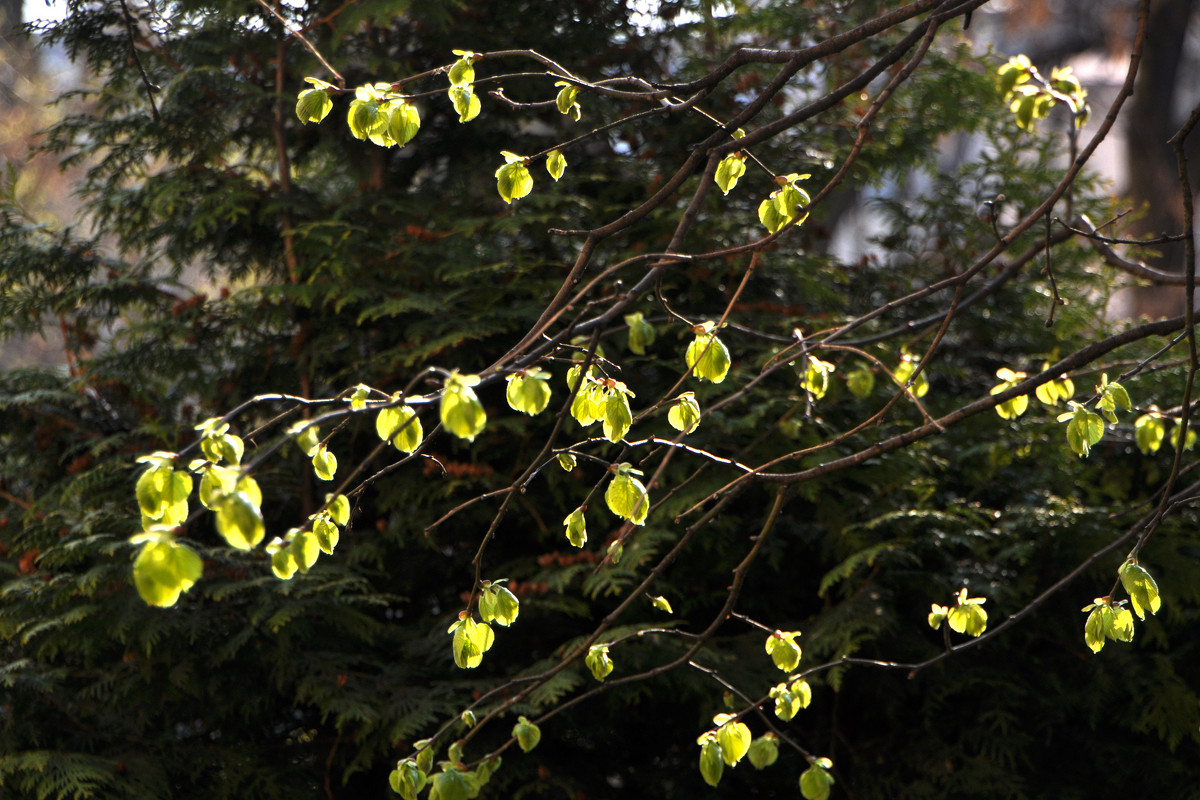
2;1;1199;798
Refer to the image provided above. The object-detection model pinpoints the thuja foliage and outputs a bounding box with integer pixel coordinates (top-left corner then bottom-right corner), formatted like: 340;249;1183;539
3;1;1200;798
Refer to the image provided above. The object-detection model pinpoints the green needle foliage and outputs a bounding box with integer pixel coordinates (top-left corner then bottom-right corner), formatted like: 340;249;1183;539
2;2;1200;800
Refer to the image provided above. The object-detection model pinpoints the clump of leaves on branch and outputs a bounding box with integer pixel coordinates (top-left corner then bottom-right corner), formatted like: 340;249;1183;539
3;1;1200;799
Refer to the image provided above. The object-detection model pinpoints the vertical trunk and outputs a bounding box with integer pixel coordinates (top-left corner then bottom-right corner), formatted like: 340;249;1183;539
1124;0;1198;316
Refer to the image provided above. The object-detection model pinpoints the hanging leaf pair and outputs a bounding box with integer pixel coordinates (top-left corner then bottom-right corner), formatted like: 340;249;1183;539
448;614;495;669
448;50;482;122
758;173;810;234
928;588;988;636
343;83;422;147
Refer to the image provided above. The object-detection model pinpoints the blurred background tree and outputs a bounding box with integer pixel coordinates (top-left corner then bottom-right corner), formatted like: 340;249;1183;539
1;2;1198;799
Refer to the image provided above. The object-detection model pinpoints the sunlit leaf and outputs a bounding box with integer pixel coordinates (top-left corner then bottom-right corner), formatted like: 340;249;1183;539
512;716;541;752
563;507;587;548
585;644;613;682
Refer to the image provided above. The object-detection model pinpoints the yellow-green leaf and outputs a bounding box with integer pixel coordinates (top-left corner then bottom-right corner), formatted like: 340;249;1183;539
296;87;333;124
747;735;779;769
585;644;613;681
715;153;746;195
625;311;656;355
716;719;751;765
668;392;701;434
765;631;802;671
546;149;566;181
495;160;533;203
513;716;541;753
1135;413;1166;455
602;390;633;443
686;331;731;384
132;536;203;607
505;369;552;415
1119;560;1161;620
382;100;419;147
605;469;649;525
389;759;428;800
563;507;587;547
698;736;724;787
440;374;487;442
376;403;423;453
311;444;337;481
313;515;339;554
216;491;265;550
800;760;835;800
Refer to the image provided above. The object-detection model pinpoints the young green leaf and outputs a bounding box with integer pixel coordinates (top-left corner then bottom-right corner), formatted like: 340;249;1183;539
800;356;836;401
292;422;321;456
389;759;428;800
131;534;203;607
698;735;724;787
1097;373;1132;424
799;758;835;800
292;529;321;571
479;582;520;627
668;392;701;434
715;716;751;765
605;467;649;525
495;159;533;204
449;615;494;669
624;311;656;355
1169;423;1197;451
1057;401;1105;457
554;81;581;120
791;678;813;708
311;443;337;481
460;709;476;728
267;536;299;580
312;515;339;554
429;765;478;800
765;630;802;671
563;507;587;548
893;354;930;398
602;390;633;443
685;328;731;384
747;734;779;769
215;491;265;550
505;368;552;415
1135;412;1166;455
296;86;333;124
585;644;614;682
449;86;481;122
512;716;541;752
441;373;487;442
546;149;566;181
769;683;800;721
651;595;673;613
448;55;475;87
557;452;577;472
757;175;810;233
387;101;421;147
1118;560;1161;620
715;153;747;195
990;367;1029;420
376;402;423;454
413;740;435;776
348;91;386;141
328;494;350;526
1035;365;1074;406
1082;598;1135;653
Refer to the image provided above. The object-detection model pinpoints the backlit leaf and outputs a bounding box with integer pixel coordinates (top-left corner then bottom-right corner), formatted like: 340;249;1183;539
513;716;541;752
563;507;587;548
216;491;265;550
